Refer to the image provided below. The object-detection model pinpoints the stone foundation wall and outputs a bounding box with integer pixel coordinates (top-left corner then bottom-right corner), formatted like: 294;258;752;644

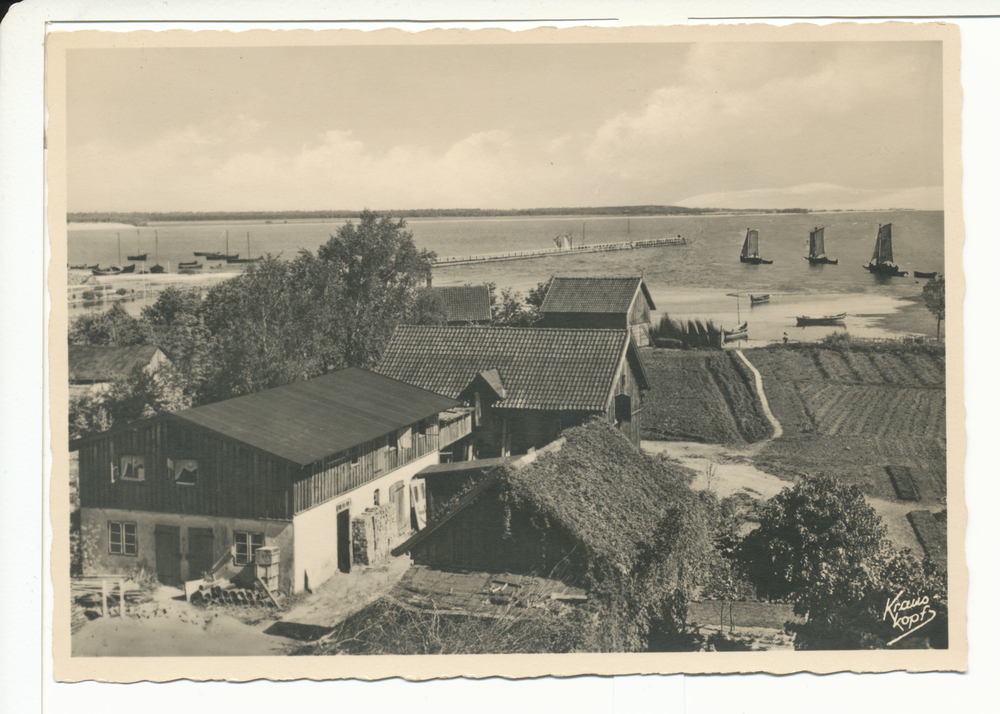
352;503;407;566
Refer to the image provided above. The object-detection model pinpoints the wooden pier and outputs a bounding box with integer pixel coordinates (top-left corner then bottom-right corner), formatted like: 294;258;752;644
431;235;686;267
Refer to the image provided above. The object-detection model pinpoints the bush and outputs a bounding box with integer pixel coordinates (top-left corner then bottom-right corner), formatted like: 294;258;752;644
81;291;96;300
116;288;128;296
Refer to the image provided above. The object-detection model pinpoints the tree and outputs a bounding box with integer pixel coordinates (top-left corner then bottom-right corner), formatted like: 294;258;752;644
68;303;149;346
488;282;546;327
733;474;888;606
198;255;341;402
922;276;945;341
732;474;948;649
407;287;449;326
69;363;190;440
315;210;435;367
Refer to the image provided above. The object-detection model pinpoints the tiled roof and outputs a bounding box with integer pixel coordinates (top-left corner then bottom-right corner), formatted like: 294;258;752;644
377;326;632;412
432;284;492;323
539;277;655;314
170;368;459;466
68;345;167;382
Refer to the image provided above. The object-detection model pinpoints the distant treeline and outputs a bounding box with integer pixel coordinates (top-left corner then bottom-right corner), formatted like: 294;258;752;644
68;206;812;225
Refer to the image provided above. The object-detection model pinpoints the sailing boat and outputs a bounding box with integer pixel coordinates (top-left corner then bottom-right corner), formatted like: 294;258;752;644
739;229;773;264
227;231;262;264
724;292;748;342
804;226;838;265
863;223;907;276
126;229;147;262
206;230;238;261
149;230;166;273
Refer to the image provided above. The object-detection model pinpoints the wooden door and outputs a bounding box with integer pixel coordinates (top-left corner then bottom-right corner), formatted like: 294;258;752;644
337;508;351;574
187;527;214;581
154;525;182;586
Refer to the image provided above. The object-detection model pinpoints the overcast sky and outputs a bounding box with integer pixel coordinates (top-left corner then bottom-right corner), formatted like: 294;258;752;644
66;41;943;212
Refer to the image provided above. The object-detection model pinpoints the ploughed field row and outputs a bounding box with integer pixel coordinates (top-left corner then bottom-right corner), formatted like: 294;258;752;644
640;349;772;444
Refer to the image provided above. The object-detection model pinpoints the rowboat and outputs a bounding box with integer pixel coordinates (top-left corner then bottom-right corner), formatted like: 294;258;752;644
749;294;770;304
177;261;201;269
724;321;748;341
795;312;847;326
914;270;938;279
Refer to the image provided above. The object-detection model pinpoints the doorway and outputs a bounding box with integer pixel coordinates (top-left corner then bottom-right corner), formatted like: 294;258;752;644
154;525;182;586
187;527;214;581
337;508;351;574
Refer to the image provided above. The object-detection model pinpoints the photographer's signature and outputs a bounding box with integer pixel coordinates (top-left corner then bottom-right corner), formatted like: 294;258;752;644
883;590;936;645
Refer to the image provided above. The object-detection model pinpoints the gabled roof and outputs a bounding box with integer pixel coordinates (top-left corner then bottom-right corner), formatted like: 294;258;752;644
68;344;167;383
377;326;645;412
539;277;655;315
169;368;460;467
432;284;492;323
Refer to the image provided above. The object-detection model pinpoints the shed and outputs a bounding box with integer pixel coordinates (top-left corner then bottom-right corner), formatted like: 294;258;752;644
68;344;172;397
538;277;656;346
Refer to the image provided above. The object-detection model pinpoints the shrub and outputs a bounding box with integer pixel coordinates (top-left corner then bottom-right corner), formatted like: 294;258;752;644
116;287;128;296
81;291;96;300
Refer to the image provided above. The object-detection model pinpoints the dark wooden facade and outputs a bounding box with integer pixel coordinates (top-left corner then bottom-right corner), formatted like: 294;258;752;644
409;480;587;584
78;414;441;521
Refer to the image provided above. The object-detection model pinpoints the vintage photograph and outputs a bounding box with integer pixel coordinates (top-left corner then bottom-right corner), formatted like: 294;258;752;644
47;23;964;679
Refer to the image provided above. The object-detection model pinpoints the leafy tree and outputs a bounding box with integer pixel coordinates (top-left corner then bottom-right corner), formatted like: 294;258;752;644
68;303;149;346
733;475;947;649
922;276;945;341
407;286;449;326
69;363;190;440
733;474;887;606
315;210;435;367
525;278;552;312
488;282;545;327
198;256;341;402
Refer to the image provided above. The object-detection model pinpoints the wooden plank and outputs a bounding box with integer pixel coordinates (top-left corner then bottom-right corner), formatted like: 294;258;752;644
256;576;280;607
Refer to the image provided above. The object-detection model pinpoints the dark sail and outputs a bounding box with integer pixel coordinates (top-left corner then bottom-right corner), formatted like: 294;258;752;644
741;229;759;259
809;227;825;259
875;223;894;265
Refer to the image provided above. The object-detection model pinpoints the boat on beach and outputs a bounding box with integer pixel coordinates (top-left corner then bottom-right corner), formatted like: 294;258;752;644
126;228;146;261
724;321;748;341
914;270;938;279
227;231;262;264
795;312;847;326
864;223;907;276
149;230;166;274
739;229;772;264
804;226;838;265
750;294;770;304
177;261;201;269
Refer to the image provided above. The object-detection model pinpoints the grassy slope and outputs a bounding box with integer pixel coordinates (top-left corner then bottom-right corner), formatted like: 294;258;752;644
640;349;771;444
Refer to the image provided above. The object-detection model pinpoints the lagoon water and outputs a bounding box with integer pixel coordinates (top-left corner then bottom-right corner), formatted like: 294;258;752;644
68;210;946;342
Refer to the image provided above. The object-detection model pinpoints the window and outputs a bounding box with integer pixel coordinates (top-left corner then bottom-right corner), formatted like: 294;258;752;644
234;531;264;566
109;521;137;555
168;458;198;486
112;455;145;482
373;489;380;506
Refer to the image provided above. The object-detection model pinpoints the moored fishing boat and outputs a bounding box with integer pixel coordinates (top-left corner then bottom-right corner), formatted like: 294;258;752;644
127;229;146;261
914;270;938;279
804;226;838;265
750;294;770;304
149;230;166;274
177;261;201;269
723;321;748;341
864;223;907;276
795;312;847;326
739;229;772;264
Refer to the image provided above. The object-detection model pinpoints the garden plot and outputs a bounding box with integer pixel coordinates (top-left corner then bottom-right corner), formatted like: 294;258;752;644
640;350;770;444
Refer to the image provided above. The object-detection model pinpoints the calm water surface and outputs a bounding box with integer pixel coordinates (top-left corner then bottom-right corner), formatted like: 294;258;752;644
68;210;946;340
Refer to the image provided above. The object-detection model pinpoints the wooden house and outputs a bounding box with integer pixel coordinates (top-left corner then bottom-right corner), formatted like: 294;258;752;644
431;284;493;325
69;344;172;399
72;368;462;593
538;277;656;347
394;421;698;584
377;326;650;456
